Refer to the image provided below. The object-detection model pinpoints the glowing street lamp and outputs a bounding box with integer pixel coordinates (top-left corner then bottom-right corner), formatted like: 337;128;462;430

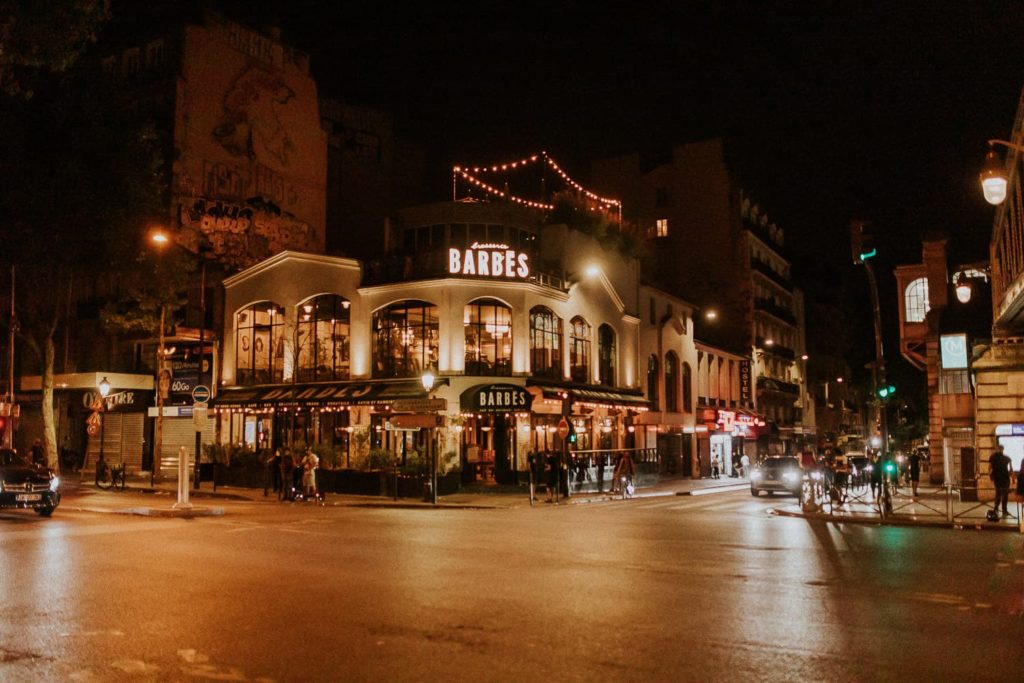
97;377;110;481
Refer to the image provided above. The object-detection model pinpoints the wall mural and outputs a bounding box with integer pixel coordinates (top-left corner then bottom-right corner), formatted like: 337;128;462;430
213;65;297;167
179;197;318;270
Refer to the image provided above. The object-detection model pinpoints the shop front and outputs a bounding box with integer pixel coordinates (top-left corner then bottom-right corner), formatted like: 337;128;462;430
459;383;533;485
212;379;430;467
698;407;764;476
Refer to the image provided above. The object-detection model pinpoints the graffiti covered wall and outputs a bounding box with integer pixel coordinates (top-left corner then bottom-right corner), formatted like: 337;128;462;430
174;15;326;266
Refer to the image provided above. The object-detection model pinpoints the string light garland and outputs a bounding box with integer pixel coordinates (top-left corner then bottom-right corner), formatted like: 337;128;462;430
453;150;621;212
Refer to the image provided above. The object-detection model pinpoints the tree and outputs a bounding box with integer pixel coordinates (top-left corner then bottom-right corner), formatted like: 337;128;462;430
0;0;109;97
0;69;165;469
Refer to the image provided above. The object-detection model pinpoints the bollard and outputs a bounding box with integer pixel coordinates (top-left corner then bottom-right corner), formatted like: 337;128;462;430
173;445;192;509
946;484;953;523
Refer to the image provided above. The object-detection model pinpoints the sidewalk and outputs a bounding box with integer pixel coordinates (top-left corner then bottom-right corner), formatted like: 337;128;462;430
771;484;1024;533
56;472;750;515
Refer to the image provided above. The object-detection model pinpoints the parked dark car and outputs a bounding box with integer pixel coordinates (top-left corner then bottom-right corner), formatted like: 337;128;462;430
750;456;803;497
0;448;60;517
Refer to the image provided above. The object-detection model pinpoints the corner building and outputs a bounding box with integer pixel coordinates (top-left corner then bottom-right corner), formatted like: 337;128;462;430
213;201;659;490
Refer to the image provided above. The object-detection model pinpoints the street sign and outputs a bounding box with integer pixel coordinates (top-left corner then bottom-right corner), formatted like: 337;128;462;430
391;398;447;413
389;414;444;429
384;421;420;432
192;385;211;403
557;418;569;439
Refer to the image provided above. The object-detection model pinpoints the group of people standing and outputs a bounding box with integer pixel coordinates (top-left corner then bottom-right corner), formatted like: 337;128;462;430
710;452;750;479
527;450;637;502
268;447;319;501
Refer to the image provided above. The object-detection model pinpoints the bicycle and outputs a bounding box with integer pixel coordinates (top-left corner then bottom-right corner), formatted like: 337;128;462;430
94;456;126;491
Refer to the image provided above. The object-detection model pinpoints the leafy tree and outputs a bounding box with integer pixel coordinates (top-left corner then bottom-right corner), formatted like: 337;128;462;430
0;0;109;97
0;69;165;469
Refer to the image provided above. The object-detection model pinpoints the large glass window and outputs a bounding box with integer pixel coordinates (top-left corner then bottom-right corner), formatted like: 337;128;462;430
530;306;562;380
647;354;659;411
464;298;512;376
569;316;591;383
598;324;616;386
905;277;930;323
665;352;679;412
296;295;351;382
372;300;439;378
235;301;285;385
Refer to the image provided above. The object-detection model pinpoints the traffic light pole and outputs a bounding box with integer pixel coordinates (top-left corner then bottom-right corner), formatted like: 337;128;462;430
863;259;892;514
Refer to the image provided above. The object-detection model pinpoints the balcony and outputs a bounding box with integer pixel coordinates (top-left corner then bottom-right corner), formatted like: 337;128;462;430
756;337;796;361
757;376;800;395
753;297;797;326
749;257;793;292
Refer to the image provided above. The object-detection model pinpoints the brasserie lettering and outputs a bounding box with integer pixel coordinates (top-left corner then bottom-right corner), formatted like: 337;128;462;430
479;389;526;408
449;247;529;278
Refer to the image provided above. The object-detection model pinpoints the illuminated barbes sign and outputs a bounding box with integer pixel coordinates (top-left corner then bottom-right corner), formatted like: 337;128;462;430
449;243;530;279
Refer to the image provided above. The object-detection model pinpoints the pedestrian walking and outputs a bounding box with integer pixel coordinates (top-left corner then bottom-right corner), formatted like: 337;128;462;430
740;453;750;479
279;449;295;501
908;449;922;497
301;448;319;498
269;449;283;494
870;453;883;499
613;450;636;496
545;450;560;503
989;444;1013;517
711;454;721;479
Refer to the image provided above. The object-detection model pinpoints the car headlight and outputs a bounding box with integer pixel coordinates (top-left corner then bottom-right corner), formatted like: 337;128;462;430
49;476;60;492
750;470;763;481
782;471;799;483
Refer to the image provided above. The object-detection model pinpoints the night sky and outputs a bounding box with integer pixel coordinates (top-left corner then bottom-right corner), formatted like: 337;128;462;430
113;1;1024;393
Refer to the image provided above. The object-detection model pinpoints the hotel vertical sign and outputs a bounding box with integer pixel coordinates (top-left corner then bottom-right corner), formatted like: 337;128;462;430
739;360;752;403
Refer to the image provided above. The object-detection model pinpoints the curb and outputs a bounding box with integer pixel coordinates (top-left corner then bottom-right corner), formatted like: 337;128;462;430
770;507;1021;532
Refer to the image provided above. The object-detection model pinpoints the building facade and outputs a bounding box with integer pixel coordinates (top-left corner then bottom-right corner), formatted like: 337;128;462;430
591;139;809;455
212;201;661;489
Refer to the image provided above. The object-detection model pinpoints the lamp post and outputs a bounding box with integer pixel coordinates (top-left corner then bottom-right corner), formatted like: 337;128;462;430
421;370;437;505
97;377;110;483
150;229;209;491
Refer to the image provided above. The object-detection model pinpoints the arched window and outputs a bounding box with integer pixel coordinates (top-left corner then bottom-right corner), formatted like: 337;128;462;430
296;295;351;382
530;306;562;380
570;316;591;383
647;355;659;411
465;298;512;376
682;362;693;413
372;300;439;378
235;301;285;385
665;352;679;412
598;324;616;386
905;277;930;323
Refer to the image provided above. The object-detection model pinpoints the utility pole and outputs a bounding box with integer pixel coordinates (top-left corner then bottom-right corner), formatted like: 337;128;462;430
851;219;892;514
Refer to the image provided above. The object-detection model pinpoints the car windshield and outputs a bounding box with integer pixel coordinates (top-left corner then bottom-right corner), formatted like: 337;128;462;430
762;457;798;469
0;449;28;467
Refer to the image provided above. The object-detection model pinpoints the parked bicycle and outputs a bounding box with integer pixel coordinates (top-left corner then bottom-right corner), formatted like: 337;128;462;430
95;455;126;491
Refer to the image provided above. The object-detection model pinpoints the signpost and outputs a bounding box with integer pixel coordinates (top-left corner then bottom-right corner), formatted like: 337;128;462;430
192;385;210;488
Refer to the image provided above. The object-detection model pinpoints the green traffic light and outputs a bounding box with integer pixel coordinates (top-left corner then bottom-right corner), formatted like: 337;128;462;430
877;384;895;398
859;248;877;260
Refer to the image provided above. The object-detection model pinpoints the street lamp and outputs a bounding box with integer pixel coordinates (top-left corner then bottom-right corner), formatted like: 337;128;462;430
421;371;437;505
150;228;210;490
97;377;110;480
955;272;973;303
979;139;1024;205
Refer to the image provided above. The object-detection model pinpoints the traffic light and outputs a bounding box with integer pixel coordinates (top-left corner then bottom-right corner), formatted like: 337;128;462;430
883;460;896;476
568;423;577;444
877;384;896;399
850;219;876;263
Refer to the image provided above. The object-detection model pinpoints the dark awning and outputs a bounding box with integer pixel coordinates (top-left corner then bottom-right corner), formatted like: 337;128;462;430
211;379;427;408
526;380;650;410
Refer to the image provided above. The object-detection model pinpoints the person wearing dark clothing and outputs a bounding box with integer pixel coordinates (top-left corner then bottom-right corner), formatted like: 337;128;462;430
30;439;45;467
908;451;922;497
269;449;283;494
989;445;1013;516
279;450;295;501
870;454;883;499
545;450;560;503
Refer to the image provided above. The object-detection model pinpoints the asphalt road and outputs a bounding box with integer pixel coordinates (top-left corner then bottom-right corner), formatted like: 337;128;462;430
2;488;1023;682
